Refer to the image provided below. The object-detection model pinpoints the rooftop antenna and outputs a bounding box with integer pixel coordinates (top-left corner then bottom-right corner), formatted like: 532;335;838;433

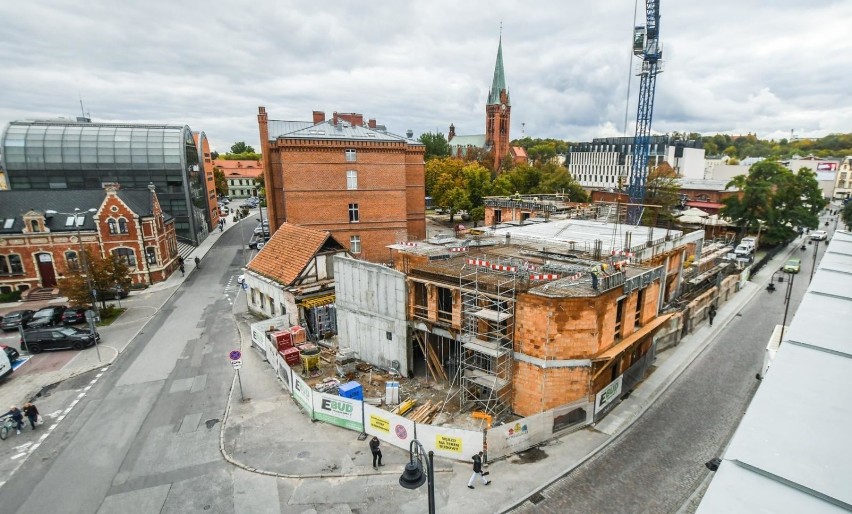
79;92;86;118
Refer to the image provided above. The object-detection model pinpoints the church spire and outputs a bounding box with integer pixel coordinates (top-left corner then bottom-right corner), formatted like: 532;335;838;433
487;32;509;106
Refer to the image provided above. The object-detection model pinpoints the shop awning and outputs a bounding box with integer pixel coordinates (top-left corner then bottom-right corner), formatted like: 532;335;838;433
593;313;674;363
300;294;335;308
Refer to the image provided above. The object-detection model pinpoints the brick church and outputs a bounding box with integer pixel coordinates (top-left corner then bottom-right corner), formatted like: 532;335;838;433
448;35;523;172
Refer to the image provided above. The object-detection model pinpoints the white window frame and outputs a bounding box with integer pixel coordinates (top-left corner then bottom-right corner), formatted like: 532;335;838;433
345;149;357;162
348;203;359;223
346;170;358;190
350;235;361;254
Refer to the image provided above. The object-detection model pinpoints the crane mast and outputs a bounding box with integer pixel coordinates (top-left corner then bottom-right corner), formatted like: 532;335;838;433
626;0;663;225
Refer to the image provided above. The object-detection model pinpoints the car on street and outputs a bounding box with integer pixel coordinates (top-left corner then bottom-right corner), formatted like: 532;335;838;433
62;307;89;325
253;225;270;236
1;309;34;331
97;286;129;300
248;236;269;249
1;344;20;362
26;306;67;329
783;258;802;274
810;230;828;241
21;326;100;353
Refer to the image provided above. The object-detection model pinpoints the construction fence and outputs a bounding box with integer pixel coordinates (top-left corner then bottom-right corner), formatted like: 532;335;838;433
250;317;597;463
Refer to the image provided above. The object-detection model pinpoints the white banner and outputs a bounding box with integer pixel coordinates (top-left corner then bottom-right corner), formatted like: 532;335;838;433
276;353;292;392
415;423;483;462
595;375;623;415
486;410;554;460
363;403;415;451
552;398;592;434
312;391;364;432
292;373;313;415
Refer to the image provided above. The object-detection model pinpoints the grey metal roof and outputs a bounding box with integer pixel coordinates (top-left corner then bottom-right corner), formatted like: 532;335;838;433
488;35;510;106
697;229;852;513
268;120;419;144
267;120;314;140
0;189;169;234
449;134;487;148
676;178;739;191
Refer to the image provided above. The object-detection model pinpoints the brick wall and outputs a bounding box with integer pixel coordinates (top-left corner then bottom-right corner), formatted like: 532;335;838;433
513;361;590;415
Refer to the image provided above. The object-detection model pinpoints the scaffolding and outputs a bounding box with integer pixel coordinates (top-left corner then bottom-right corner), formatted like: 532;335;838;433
457;256;517;422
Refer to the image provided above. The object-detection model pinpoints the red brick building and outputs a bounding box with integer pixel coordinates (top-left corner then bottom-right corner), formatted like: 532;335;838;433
257;107;426;262
194;132;220;230
213;159;263;199
0;185;179;294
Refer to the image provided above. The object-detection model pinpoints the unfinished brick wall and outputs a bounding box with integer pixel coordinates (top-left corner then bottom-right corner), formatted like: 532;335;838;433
513;360;590;415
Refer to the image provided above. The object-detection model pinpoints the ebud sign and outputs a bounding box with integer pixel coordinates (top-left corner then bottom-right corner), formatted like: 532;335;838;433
312;391;363;432
595;375;623;414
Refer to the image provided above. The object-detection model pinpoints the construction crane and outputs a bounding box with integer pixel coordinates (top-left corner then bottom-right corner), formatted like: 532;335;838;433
626;0;663;225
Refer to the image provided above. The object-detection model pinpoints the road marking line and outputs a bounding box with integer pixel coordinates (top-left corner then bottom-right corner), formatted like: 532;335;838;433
90;379;98;384
29;443;39;452
10;453;26;460
39;434;49;441
48;424;57;431
101;367;109;371
77;392;86;399
57;415;65;421
83;385;92;392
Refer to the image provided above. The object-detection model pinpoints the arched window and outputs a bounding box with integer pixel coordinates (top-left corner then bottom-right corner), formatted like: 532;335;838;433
112;248;136;267
118;218;128;234
108;219;118;234
65;250;79;271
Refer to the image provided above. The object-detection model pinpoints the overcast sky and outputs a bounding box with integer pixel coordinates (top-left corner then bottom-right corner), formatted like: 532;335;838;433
2;0;849;153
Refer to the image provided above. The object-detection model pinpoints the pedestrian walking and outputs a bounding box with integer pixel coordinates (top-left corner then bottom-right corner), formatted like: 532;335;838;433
3;406;24;435
179;262;185;276
709;304;717;326
369;436;384;470
467;451;491;489
194;256;201;269
22;402;40;430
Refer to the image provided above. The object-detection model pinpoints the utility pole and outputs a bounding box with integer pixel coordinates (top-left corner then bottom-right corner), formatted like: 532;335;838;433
810;239;820;283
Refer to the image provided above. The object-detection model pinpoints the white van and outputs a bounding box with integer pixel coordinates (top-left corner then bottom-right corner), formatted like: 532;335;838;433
810;230;827;241
0;348;12;380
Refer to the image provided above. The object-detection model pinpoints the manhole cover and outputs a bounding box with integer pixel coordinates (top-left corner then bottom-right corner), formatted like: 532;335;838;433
529;492;546;505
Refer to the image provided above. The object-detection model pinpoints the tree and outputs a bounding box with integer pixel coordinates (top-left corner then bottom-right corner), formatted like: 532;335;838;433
469;206;485;227
213;168;228;197
642;162;679;224
461;163;492;208
721;161;827;245
211;151;219;160
419;132;451;161
231;141;255;154
841;201;852;231
58;250;132;309
534;162;588;202
443;187;471;222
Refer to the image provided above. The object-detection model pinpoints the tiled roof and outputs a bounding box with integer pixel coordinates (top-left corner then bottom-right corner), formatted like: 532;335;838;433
213;160;263;172
246;223;345;286
0;188;170;235
511;146;528;158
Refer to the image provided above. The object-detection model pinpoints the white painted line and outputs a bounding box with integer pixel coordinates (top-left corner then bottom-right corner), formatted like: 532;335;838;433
30;443;40;452
14;443;32;451
48;425;57;431
10;453;26;460
77;392;86;399
39;434;49;441
96;372;104;378
101;367;109;371
90;379;98;384
83;385;91;392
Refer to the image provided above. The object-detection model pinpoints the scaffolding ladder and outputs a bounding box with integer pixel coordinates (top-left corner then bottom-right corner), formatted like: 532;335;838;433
457;257;517;422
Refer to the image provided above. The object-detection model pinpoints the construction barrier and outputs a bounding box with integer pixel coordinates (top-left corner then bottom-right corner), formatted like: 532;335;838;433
551;398;593;434
275;352;293;393
364;403;415;451
291;373;314;416
416;423;483;461
486;410;554;460
312;391;364;432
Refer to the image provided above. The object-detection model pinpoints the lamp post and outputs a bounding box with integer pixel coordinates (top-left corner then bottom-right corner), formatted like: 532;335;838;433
398;439;435;514
809;238;820;283
779;269;795;343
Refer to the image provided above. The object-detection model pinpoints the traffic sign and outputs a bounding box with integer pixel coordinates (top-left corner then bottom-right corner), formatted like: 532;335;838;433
232;359;242;370
229;350;242;361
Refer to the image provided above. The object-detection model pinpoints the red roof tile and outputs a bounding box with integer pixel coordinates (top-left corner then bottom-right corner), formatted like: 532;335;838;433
246;223;343;286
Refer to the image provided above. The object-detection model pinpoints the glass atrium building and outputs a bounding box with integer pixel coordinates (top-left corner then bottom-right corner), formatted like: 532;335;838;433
0;119;211;245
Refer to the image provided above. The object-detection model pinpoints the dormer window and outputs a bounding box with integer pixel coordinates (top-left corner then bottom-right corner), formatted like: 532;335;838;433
30;220;40;233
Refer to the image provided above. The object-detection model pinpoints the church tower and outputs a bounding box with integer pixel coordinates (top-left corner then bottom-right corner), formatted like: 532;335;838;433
485;34;510;172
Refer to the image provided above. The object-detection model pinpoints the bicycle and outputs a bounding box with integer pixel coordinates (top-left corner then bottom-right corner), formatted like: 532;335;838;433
0;415;18;440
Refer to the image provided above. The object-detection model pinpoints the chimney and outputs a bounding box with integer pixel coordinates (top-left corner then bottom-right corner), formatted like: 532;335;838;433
353;114;364;127
368;119;376;129
448;123;456;142
406;130;414;139
312;111;325;124
332;112;339;126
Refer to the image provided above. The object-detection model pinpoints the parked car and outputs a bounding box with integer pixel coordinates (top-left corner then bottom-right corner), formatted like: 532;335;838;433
62;307;89;325
810;230;828;241
248;236;269;249
1;344;20;362
97;286;129;300
254;225;270;236
1;309;34;331
783;258;802;274
21;326;99;353
26;306;67;329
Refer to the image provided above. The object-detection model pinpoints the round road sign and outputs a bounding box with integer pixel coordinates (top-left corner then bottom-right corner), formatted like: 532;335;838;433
229;350;242;361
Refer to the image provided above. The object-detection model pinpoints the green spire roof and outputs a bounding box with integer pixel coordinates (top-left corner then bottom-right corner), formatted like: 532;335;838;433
488;35;509;106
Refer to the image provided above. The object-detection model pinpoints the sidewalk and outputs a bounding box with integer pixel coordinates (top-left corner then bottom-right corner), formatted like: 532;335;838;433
219;243;797;513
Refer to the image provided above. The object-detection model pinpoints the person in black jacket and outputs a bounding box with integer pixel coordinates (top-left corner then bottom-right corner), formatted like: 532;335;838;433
22;402;40;430
3;406;24;435
369;436;383;470
467;451;491;489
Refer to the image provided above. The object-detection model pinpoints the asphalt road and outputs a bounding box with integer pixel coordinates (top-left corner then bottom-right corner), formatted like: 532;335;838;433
0;220;255;513
509;234;826;514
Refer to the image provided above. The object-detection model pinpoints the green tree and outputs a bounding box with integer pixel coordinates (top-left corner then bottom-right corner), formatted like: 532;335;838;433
461;163;492;208
642;162;679;224
841;202;852;231
231;141;255;154
213;168;228;197
721;161;827;245
426;157;466;199
58;250;132;309
221;151;262;160
534;162;588;202
443;187;471;222
211;151;219;160
469;206;485;227
419;132;451;161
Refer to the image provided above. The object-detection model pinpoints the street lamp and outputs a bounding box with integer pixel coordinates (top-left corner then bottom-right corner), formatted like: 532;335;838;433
398;439;435;514
779;269;796;343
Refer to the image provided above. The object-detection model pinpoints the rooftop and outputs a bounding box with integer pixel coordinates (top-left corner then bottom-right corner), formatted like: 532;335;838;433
267;119;419;144
247;223;345;286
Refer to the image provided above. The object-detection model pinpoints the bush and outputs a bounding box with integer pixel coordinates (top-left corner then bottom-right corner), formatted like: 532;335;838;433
0;290;23;303
96;305;125;326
